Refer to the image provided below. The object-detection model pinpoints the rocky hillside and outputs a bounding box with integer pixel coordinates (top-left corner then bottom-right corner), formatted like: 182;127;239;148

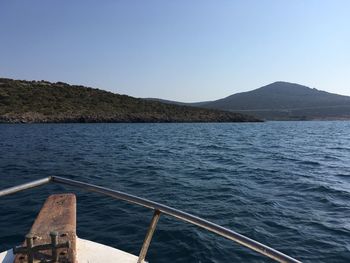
0;78;261;123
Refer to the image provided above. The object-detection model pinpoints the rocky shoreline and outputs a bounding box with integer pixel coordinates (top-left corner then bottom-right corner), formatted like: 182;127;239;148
0;112;261;123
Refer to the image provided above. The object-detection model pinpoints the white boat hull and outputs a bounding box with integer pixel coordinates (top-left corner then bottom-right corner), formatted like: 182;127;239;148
0;238;139;263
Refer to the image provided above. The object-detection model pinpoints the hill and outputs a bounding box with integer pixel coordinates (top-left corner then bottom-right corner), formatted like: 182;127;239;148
0;78;261;123
144;98;211;107
148;82;350;120
201;82;350;120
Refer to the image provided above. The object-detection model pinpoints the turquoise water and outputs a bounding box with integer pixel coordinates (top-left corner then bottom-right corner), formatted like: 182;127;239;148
0;122;349;262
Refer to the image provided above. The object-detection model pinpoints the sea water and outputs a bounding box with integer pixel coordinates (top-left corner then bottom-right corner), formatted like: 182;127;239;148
0;122;349;262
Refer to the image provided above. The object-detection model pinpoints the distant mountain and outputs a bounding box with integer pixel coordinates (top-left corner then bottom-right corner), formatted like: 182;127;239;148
144;98;190;106
0;78;261;123
144;98;211;107
148;82;350;120
201;82;350;120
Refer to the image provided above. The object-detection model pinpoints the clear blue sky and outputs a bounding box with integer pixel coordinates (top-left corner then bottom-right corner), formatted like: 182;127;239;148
1;0;349;102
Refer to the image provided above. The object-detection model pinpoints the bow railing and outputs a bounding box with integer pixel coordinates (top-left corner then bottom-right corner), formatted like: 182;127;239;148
0;176;301;263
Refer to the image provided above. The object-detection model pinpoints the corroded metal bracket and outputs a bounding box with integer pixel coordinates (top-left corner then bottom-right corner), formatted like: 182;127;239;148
13;231;70;263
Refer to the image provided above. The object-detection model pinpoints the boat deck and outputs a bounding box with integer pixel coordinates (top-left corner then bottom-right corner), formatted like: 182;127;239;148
0;238;139;263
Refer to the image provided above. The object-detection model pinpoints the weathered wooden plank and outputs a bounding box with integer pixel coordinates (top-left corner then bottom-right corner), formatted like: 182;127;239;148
13;194;76;263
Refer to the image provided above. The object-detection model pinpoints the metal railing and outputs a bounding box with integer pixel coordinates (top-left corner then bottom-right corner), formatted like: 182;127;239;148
0;176;302;263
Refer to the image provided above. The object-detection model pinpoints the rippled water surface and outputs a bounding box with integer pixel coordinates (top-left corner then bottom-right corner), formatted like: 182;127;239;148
0;122;350;262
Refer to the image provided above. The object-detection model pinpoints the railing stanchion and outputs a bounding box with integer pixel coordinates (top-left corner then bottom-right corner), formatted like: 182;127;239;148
137;210;161;263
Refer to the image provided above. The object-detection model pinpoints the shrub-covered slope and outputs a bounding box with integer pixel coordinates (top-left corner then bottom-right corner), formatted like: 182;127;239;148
0;78;261;123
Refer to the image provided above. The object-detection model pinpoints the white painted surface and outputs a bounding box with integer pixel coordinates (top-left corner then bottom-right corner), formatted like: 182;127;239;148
0;249;13;263
76;238;139;263
0;238;139;263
